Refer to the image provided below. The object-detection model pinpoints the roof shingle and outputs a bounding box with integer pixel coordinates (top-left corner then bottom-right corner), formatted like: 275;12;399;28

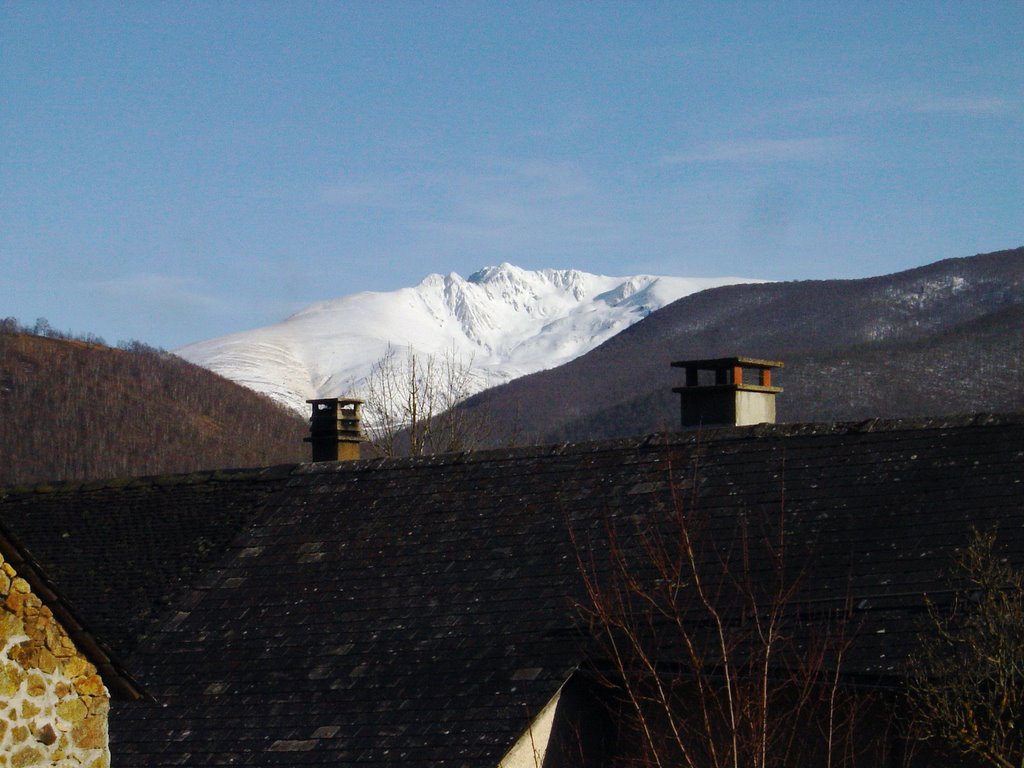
3;414;1022;765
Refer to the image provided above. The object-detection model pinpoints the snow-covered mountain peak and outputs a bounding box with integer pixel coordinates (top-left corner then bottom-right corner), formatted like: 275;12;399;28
467;263;598;304
176;264;763;415
596;277;656;310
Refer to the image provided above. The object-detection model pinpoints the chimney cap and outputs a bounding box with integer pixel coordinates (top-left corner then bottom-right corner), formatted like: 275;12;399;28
671;356;784;371
306;397;365;407
671;356;783;393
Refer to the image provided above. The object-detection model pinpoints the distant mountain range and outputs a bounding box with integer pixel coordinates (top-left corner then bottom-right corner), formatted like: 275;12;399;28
3;249;1020;484
174;248;1023;449
176;264;757;414
461;247;1024;443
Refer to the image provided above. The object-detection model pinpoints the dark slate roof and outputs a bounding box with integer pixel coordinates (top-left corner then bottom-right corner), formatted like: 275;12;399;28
0;521;144;699
86;413;1024;766
2;417;1024;765
0;465;295;660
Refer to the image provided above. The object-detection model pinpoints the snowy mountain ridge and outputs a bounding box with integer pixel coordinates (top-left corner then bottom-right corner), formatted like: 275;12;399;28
176;263;761;415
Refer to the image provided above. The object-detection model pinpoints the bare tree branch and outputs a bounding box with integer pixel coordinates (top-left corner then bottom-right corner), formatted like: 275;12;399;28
571;448;873;767
360;344;496;457
907;527;1024;768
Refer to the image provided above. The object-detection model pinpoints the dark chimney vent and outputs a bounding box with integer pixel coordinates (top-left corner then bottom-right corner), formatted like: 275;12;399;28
305;398;366;462
671;357;783;427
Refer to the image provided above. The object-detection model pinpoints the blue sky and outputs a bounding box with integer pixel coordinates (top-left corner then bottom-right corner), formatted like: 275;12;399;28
2;2;1022;349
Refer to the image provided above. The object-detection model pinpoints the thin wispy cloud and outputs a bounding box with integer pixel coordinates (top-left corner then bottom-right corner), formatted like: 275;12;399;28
318;159;596;225
662;137;842;164
312;156;625;267
789;91;1015;118
91;274;232;315
491;158;595;200
396;159;629;256
525;107;595;141
319;180;409;208
622;43;704;68
908;95;1012;115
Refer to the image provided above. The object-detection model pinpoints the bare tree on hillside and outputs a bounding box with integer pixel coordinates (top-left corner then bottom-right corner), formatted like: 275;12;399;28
361;345;494;457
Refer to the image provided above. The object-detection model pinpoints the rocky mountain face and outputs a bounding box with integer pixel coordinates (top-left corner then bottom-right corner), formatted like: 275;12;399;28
176;264;757;414
460;247;1024;443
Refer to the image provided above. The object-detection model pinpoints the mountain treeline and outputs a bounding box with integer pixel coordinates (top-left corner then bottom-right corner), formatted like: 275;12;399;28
0;322;307;486
461;247;1024;443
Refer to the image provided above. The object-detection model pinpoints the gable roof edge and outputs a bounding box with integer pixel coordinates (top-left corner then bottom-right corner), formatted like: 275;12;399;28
0;519;147;700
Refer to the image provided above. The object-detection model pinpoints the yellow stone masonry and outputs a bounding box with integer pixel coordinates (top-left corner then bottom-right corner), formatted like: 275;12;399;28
0;551;110;766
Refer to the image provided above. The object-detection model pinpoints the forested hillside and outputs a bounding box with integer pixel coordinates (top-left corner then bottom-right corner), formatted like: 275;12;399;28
461;247;1024;443
0;328;307;485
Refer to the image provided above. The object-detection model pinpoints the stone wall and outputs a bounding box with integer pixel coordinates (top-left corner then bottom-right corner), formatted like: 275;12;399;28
0;552;109;768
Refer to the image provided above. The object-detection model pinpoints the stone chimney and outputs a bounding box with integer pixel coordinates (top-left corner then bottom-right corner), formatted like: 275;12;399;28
671;357;783;428
305;398;366;462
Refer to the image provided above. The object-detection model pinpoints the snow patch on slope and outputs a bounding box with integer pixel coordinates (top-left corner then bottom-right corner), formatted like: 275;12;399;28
176;264;761;414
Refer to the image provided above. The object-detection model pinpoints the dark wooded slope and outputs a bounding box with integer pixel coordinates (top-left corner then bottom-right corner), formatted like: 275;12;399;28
462;247;1024;442
0;333;307;484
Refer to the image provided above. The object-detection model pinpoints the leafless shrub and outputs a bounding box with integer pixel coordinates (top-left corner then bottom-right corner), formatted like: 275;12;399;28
906;528;1024;768
571;452;881;768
